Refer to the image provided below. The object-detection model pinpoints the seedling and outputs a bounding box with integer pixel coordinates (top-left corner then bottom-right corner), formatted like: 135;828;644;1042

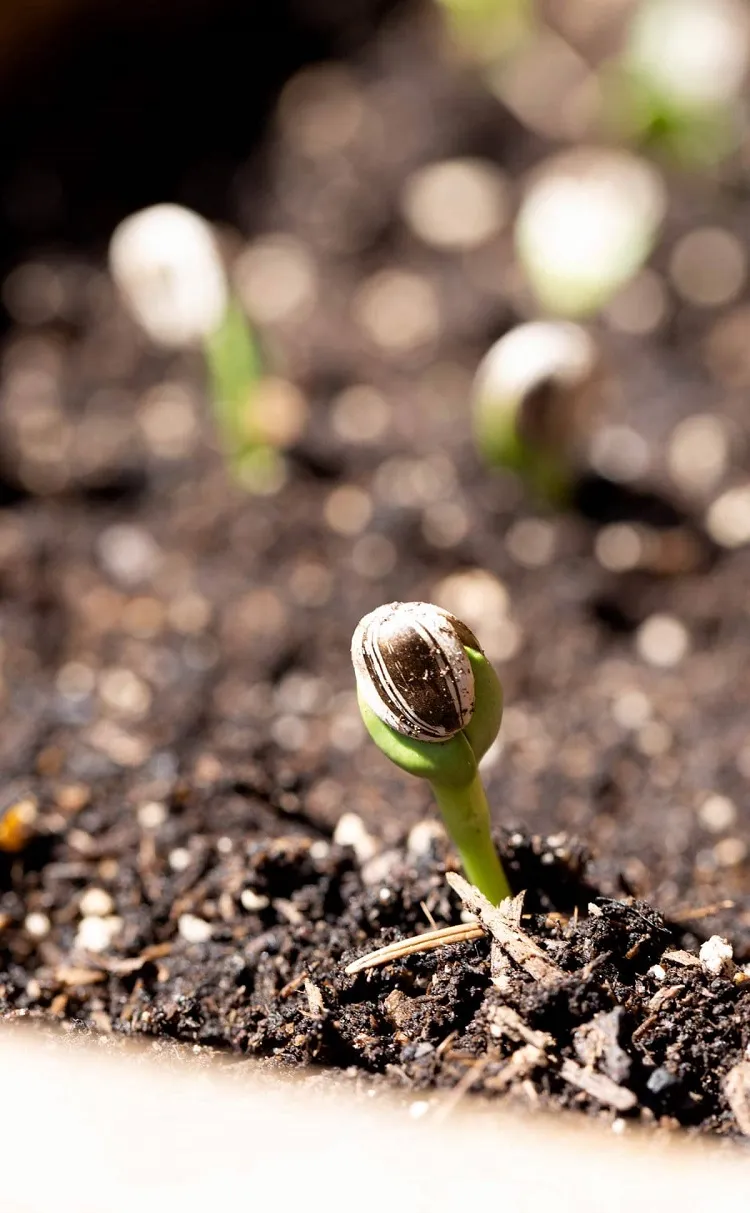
434;0;531;65
472;320;605;505
352;601;511;904
607;0;750;167
109;203;281;492
515;149;665;318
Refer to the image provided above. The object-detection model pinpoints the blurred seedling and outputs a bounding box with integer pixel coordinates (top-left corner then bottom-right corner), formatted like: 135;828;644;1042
605;0;750;168
433;0;532;67
515;148;666;319
109;204;304;493
472;320;608;505
352;601;511;904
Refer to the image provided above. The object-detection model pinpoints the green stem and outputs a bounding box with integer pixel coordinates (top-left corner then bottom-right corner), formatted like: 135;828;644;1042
204;297;263;463
432;774;511;904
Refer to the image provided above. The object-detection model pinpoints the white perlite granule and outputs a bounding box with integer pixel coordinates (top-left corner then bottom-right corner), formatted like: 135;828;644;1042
699;935;734;977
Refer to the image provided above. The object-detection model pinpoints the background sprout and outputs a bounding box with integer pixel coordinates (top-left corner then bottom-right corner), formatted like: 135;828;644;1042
109;204;284;493
472;320;607;504
515;149;666;318
611;0;750;167
433;0;532;67
352;601;511;904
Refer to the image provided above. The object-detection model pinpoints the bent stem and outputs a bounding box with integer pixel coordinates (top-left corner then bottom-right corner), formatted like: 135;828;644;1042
432;774;511;905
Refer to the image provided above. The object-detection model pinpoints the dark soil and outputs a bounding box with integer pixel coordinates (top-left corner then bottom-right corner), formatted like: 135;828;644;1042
2;0;750;1138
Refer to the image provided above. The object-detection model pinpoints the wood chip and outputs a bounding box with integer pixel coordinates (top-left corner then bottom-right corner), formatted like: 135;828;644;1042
279;971;309;998
647;984;685;1012
573;1008;631;1085
490;942;513;992
304;979;325;1016
488;1005;554;1050
662;949;701;968
484;1044;547;1092
54;966;106;987
105;943;173;976
561;1059;638;1112
724;1061;750;1136
274;898;305;926
446;873;561;983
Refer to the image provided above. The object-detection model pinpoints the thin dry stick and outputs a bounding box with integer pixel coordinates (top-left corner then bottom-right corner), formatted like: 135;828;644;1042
446;872;561;984
344;921;484;976
670;899;735;922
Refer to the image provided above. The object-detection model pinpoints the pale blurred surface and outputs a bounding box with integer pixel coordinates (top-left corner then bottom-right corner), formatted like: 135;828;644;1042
1;1025;749;1213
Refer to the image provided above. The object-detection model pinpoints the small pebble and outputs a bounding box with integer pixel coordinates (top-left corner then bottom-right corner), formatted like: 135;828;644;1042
99;667;151;719
57;662;96;698
421;500;469;549
97;524;161;587
234;235;316;325
79;888;114;918
698;794;737;833
277;64;363;158
648;964;667;982
669;228;745;308
75;915;122;953
178;914;213;944
169;847;192;872
713;837;747;868
605;270;667;335
699;935;734;977
138;383;198;459
330;385;389;445
505;518;556;568
400;158;509;251
595;523;643;572
324;485;373;536
667;415;729;495
138;800;167;829
406;820;446;860
636;721;672;757
706;485;750;548
271;715;309;751
240;889;270;912
333;812;378;864
589;425;649;483
354;270;439;353
351;534;397;580
612;689;652;730
434;568;510;627
25;912;51;939
635;614;689;668
361;850;401;887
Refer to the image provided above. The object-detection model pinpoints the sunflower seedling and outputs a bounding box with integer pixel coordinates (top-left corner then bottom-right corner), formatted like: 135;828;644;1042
515;149;665;319
352;601;511;904
472;320;608;505
607;0;750;167
433;0;532;66
109;203;293;492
